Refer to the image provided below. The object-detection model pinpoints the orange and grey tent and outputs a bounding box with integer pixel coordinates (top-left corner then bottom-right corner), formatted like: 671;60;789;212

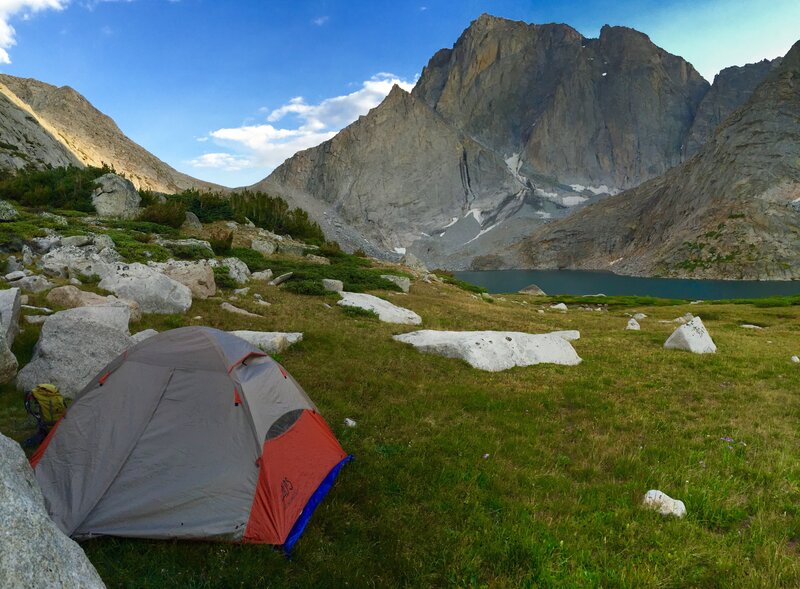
30;326;350;552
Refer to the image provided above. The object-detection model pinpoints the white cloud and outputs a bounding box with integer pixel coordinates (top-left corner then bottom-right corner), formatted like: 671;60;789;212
0;0;68;64
191;72;416;174
312;15;328;26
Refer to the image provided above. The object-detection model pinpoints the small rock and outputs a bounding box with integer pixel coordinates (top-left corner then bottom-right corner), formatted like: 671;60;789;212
5;270;25;282
251;270;274;282
664;316;716;354
0;199;19;221
21;245;33;266
792;356;799;363
130;329;158;344
305;254;330;265
344;418;357;428
233;287;250;296
740;324;763;330
5;255;20;273
550;303;567;311
39;211;69;226
642;490;686;518
46;285;142;322
24;315;48;324
322;278;344;292
278;242;306;257
93;233;116;251
537;309;545;314
269;272;293;286
381;274;411;293
626;318;641;331
633;313;647;321
61;235;93;248
251;239;277;256
518;284;546;295
13;275;54;293
182;211;202;230
220;302;261;318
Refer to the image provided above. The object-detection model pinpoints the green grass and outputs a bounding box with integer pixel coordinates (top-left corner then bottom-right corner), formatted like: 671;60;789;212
267;253;402;295
3;280;800;587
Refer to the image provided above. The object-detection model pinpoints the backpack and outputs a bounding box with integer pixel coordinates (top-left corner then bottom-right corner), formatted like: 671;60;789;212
25;384;66;428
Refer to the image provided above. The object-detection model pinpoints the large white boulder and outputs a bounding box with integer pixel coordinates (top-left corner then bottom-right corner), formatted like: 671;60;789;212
0;331;18;384
0;434;106;588
91;173;141;219
16;306;132;398
393;330;582;371
148;260;216;299
642;490;686;518
46;285;142;322
626;318;641;331
229;330;303;354
0;287;21;345
664;316;716;354
338;292;421;325
550;330;580;342
39;245;119;280
8;274;54;293
99;263;192;314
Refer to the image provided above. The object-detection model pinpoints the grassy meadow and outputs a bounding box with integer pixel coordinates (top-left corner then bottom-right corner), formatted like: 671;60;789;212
2;274;800;588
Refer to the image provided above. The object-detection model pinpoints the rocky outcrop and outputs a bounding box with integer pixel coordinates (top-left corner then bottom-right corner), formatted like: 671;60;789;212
393;330;582;371
90;173;141;219
0;433;106;588
684;58;779;158
513;40;800;280
16;306;132;398
0;74;221;193
0;331;18;384
149;260;216;299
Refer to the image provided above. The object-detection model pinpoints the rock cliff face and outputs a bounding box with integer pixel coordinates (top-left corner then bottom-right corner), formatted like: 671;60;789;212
0;75;219;193
414;17;709;189
683;58;780;158
511;40;800;280
256;14;764;269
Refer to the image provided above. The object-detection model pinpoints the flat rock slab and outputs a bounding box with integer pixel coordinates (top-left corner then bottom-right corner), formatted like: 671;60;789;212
338;292;421;325
99;263;192;314
0;434;106;588
664;316;716;354
550;330;580;341
229;330;303;354
381;274;411;293
393;330;582;371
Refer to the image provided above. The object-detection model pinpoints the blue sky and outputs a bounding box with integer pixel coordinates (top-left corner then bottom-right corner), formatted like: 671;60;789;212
2;0;798;188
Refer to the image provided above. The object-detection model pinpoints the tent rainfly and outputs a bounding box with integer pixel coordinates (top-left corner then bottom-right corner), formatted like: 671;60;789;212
30;326;351;552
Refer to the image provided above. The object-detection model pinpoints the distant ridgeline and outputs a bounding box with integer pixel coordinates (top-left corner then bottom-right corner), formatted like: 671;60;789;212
0;165;325;244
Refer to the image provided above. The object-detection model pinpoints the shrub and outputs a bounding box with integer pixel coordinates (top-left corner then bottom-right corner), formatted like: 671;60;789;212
283;280;331;296
341;306;379;319
0;165;111;211
213;265;238;289
208;229;233;255
230;190;325;243
228;247;270;272
266;253;399;294
173;190;237;223
170;244;212;261
107;230;170;263
138;200;187;228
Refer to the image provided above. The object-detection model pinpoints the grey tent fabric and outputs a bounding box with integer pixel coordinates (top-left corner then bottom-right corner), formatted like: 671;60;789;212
34;326;327;542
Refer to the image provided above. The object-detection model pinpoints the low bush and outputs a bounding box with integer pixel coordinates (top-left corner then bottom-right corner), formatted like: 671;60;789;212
0;165;110;212
267;254;399;294
138;200;187;229
107;230;170;263
208;229;233;255
213;265;238;289
228;247;270;272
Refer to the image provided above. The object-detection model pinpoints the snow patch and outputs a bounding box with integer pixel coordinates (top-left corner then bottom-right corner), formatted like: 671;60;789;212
569;184;586;192
562;195;588;207
602;72;607;77
535;188;559;200
393;247;406;255
504;152;526;184
465;222;499;245
467;209;483;224
535;211;552;219
443;216;459;229
609;257;623;266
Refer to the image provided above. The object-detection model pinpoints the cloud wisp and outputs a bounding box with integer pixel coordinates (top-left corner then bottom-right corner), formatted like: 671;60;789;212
191;73;415;175
0;0;69;64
